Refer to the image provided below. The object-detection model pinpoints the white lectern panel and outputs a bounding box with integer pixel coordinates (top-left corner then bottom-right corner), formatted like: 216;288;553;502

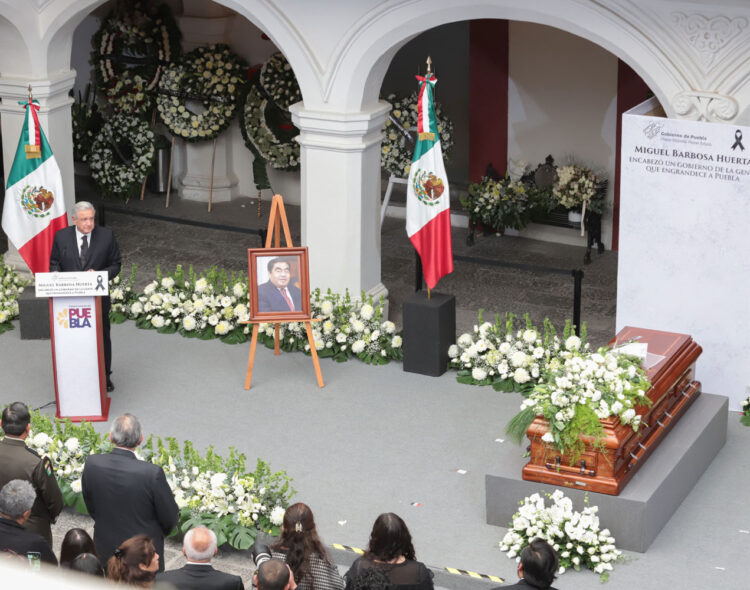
51;296;103;417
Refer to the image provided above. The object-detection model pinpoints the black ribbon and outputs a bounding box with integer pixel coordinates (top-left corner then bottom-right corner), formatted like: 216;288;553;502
95;275;105;291
731;129;745;151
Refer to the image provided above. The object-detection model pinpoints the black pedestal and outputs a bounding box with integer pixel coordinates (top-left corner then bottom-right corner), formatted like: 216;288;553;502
403;291;456;376
19;290;50;340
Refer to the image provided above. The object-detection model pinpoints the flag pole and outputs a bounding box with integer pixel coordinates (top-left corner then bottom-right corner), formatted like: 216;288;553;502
425;56;431;300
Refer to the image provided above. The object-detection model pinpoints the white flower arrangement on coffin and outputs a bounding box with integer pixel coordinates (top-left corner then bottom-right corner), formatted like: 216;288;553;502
381;92;454;177
7;411;293;550
0;256;28;334
500;489;622;582
88;113;156;200
91;1;181;115
156;44;247;143
450;312;586;394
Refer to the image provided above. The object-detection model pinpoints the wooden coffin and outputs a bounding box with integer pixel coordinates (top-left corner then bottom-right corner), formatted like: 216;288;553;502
522;327;702;495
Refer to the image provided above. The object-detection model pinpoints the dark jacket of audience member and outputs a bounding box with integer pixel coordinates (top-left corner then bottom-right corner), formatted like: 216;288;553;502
0;479;57;565
490;539;560;590
82;414;178;571
344;513;433;590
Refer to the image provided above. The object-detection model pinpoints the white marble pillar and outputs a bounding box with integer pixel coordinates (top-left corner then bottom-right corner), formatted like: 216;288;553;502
290;102;391;303
176;3;238;204
0;71;76;274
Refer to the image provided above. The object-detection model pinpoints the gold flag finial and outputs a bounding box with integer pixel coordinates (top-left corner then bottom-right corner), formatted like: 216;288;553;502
27;84;32;102
426;56;432;75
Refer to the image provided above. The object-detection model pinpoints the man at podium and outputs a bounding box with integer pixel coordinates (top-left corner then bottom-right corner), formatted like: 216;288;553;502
49;201;121;391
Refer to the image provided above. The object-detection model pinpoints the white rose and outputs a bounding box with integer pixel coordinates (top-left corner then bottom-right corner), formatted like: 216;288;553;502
70;479;82;493
391;335;402;348
448;344;459;359
161;277;175;289
472;367;487;381
151;315;165;328
352;340;366;354
360;304;374;320
565;335;581;351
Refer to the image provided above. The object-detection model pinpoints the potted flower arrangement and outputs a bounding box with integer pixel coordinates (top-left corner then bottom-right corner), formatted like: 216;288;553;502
461;176;551;233
552;165;607;224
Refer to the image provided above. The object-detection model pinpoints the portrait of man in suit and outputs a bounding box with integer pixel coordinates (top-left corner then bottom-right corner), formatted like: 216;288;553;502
49;201;121;391
81;414;178;572
257;256;302;313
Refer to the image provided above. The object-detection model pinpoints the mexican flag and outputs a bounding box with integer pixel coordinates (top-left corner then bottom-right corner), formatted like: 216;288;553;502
405;72;453;289
1;99;67;274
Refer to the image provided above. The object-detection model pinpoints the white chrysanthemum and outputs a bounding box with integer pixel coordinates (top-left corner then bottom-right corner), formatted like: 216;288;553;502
448;344;459;359
360;304;374;320
472;367;487;381
195;278;208;293
513;368;530;383
391;335;402;348
64;438;80;453
232;283;245;297
522;329;537;343
352;340;366;354
32;432;51;447
215;321;230;335
208;314;219;326
270;505;286;526
457;333;473;348
510;351;527;368
221;296;232;308
565;335;581;351
335;333;347;343
161;277;175;289
320;301;334;316
182;316;197;331
70;479;82;493
382;321;396;334
351;319;365;333
130;301;143;315
151;315;165;328
210;473;226;489
499;342;512;354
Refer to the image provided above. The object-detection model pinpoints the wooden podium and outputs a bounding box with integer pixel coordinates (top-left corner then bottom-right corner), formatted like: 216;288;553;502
36;272;111;422
522;327;702;495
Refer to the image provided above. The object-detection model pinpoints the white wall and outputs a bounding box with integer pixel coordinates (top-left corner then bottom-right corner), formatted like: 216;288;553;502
508;21;618;248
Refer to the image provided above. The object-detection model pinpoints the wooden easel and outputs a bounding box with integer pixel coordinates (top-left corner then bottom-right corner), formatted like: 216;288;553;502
243;194;324;389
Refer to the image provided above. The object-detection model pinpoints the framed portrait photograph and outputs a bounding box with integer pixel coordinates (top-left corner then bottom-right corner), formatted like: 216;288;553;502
248;247;310;321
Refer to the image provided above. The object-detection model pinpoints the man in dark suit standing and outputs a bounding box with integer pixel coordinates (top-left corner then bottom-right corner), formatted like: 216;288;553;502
0;402;63;546
157;526;244;590
82;413;178;571
257;257;302;313
49;201;121;391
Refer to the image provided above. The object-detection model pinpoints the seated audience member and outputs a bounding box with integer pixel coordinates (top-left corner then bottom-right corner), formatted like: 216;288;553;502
156;526;243;590
270;502;343;590
346;568;390;590
344;513;433;590
60;527;97;567
70;552;105;577
255;558;297;590
107;534;160;587
0;479;57;565
491;538;560;590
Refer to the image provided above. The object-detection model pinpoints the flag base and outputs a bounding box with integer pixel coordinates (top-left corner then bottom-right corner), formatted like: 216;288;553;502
19;289;50;340
403;291;456;377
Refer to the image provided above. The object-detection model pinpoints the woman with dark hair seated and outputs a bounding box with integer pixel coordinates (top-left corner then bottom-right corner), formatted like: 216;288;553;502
106;534;160;587
493;538;560;590
70;552;105;577
344;513;433;590
60;528;97;567
270;502;344;590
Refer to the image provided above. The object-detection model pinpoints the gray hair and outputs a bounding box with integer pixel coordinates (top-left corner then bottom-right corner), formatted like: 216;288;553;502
0;480;36;518
184;527;217;561
110;413;142;448
72;201;95;216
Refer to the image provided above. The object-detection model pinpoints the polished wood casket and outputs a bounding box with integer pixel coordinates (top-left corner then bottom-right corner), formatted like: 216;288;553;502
522;327;702;495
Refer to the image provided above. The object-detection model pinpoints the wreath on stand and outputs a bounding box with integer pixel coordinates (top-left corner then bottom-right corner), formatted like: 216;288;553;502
156;44;247;142
91;0;181;115
381;92;454;177
239;52;302;191
88;113;156;200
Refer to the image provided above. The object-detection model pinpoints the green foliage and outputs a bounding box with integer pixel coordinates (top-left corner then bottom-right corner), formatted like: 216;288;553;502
505;407;537;445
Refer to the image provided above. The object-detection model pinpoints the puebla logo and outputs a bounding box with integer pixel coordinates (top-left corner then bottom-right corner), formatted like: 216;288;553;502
412;168;445;207
56;306;93;329
20;185;55;218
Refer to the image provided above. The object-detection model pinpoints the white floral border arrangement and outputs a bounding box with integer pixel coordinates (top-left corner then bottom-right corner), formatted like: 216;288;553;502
381;92;454;178
89;113;156;200
0;256;28;334
741;397;750;426
500;490;622;582
110;265;403;365
91;1;181;115
3;411;293;549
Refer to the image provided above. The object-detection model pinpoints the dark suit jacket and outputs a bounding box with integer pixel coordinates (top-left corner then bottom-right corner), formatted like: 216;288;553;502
49;224;121;278
490;580;558;590
156;563;244;590
257;281;302;312
0;517;57;565
81;448;178;570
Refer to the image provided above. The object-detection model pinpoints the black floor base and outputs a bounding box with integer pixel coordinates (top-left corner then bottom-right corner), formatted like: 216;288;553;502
402;290;456;377
19;290;50;340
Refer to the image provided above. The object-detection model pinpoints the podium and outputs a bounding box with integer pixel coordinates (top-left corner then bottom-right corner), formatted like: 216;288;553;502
36;272;111;422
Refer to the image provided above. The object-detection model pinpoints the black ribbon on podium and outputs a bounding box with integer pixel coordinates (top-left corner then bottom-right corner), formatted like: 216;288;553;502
95;275;105;291
731;130;745;151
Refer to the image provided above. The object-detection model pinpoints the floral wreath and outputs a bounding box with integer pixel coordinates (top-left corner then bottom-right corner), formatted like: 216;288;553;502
72;98;104;163
156;44;247;143
91;1;181;115
88;113;156;200
381;92;454;177
240;53;302;190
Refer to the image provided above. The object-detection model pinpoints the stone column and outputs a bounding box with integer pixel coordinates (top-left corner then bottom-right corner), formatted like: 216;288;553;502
175;2;238;204
290;102;391;304
0;71;76;274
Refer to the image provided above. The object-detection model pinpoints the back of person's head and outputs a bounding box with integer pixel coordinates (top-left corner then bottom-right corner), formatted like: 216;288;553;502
520;538;559;589
1;402;30;436
257;558;290;590
348;567;390;590
110;413;142;448
366;513;416;562
270;502;330;585
106;534;156;586
183;526;217;562
0;480;35;519
70;553;105;577
60;528;97;566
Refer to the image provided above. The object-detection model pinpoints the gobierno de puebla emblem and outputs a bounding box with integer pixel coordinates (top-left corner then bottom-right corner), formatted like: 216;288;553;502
411;168;445;206
19;185;55;219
